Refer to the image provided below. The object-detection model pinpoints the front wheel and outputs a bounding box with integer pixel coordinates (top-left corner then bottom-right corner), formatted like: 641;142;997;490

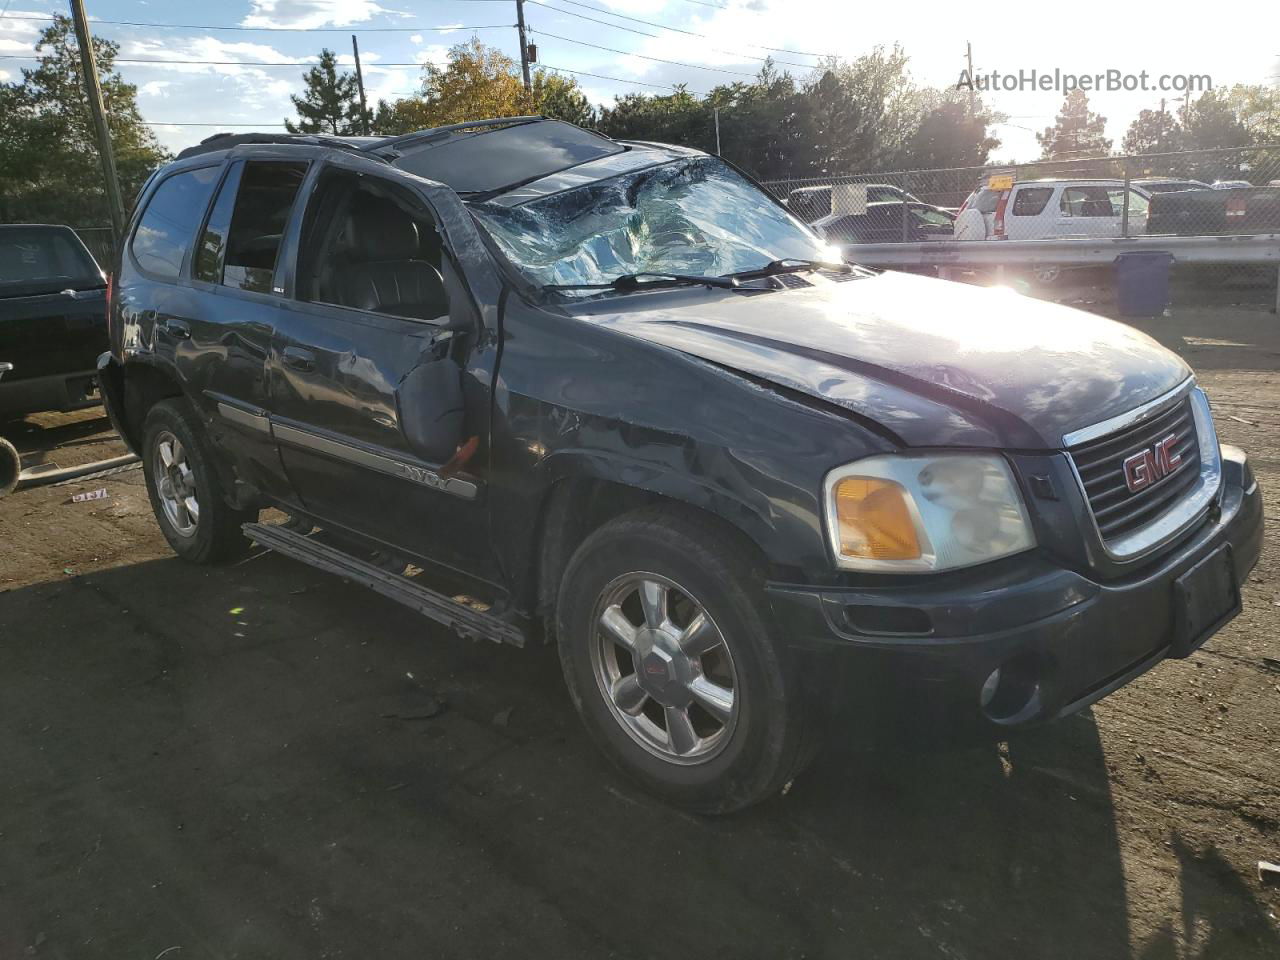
142;398;256;563
557;507;814;814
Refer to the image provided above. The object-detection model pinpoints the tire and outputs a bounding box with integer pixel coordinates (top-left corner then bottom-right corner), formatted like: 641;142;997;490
0;436;19;497
556;506;814;814
141;398;256;563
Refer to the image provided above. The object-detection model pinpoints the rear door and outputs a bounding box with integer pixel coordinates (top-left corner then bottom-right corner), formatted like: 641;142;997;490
1004;186;1055;240
1054;185;1122;237
182;152;313;504
266;155;498;581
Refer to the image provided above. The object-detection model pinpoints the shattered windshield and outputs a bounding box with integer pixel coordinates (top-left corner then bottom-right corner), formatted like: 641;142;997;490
469;157;830;295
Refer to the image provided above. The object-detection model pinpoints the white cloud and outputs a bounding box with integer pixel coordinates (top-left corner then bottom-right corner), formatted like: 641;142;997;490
241;0;395;30
0;9;41;57
119;36;304;110
414;45;449;68
409;34;423;45
436;23;464;35
139;80;172;97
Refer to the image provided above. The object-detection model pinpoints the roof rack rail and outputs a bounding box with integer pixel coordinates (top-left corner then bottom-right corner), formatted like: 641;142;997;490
362;116;549;157
175;132;383;162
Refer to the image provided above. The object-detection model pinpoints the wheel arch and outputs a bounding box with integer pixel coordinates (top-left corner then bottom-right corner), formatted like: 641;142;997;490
526;454;777;639
99;355;186;453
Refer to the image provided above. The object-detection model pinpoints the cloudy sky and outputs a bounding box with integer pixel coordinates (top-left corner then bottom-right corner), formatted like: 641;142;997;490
1;0;1277;163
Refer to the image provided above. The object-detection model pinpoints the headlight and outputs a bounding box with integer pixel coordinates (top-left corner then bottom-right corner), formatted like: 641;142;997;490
823;453;1035;572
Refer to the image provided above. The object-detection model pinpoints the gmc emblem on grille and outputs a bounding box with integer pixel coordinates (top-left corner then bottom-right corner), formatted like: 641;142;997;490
1122;433;1183;493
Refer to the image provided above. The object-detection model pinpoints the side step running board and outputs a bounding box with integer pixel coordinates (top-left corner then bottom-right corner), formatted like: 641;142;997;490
243;522;527;647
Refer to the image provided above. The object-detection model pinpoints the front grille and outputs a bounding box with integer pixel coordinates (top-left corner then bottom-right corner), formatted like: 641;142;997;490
1068;396;1201;543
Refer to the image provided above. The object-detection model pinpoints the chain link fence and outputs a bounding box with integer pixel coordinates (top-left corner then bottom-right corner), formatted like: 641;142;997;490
72;226;116;271
760;145;1280;307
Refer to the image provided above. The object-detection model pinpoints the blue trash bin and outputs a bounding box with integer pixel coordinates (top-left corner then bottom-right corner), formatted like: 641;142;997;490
1114;252;1174;317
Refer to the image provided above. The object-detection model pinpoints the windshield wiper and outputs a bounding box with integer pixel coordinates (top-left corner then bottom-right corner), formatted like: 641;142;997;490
727;258;853;281
544;272;740;293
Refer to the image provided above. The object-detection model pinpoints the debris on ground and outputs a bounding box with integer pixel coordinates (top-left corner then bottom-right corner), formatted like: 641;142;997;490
70;488;108;504
377;689;446;721
492;707;514;728
1260;861;1280;884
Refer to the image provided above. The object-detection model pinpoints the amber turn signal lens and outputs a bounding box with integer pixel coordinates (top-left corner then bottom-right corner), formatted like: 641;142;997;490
833;475;922;561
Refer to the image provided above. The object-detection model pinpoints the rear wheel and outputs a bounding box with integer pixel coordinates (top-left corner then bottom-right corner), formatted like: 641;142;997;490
557;507;813;814
142;399;256;563
0;436;19;497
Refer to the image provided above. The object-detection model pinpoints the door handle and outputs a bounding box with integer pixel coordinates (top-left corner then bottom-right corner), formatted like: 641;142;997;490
282;347;316;372
161;318;191;340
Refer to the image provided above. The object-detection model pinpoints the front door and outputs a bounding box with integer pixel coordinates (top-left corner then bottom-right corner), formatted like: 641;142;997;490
267;159;494;581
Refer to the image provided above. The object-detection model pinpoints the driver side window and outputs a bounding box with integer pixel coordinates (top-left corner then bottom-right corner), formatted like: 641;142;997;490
296;170;451;324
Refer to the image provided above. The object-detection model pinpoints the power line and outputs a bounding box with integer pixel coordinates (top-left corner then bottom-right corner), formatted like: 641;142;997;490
0;13;513;32
144;121;290;127
531;29;756;78
526;0;838;59
526;0;813;70
0;54;429;66
540;62;707;96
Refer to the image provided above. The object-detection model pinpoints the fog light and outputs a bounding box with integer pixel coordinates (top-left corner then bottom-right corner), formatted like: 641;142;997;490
980;667;1002;708
979;653;1043;724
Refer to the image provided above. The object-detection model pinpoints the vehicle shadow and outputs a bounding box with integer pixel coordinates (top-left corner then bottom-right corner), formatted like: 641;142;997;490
0;554;1274;959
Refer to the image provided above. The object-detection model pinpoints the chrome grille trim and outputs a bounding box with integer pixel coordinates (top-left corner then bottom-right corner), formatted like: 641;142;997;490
1064;381;1222;563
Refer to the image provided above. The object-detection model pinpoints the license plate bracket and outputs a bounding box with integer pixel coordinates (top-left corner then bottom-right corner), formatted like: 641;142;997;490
1170;544;1239;658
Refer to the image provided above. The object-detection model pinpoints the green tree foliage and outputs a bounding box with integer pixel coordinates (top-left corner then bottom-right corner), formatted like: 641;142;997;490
895;94;1003;170
369;40;1001;181
369;38;597;136
0;15;167;226
1121;107;1185;155
1037;90;1111;159
286;48;363;135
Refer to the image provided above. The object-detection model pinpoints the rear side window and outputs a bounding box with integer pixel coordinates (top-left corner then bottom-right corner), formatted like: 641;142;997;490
1060;187;1116;217
221;161;309;294
1011;187;1052;216
973;189;1002;214
131;166;220;278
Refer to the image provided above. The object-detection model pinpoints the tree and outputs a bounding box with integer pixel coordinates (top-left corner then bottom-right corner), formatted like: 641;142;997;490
0;15;167;226
1121;107;1185;155
371;39;594;135
532;71;597;127
1037;90;1111;159
895;94;1002;169
1178;89;1254;152
286;48;363;134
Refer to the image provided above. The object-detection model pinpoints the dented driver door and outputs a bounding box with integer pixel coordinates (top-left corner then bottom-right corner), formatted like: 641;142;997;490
265;158;497;582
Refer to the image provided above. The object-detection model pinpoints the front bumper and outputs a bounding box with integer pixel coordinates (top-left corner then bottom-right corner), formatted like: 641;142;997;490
768;446;1263;740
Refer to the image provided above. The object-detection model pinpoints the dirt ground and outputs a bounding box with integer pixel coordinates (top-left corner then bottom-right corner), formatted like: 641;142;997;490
1;300;1278;959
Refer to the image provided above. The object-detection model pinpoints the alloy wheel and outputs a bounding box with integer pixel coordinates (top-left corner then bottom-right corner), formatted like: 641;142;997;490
153;429;200;538
590;572;739;764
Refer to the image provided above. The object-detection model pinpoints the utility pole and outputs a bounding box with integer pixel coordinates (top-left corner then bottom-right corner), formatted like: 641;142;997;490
714;107;721;156
515;0;532;93
351;34;370;135
69;0;126;244
965;41;976;115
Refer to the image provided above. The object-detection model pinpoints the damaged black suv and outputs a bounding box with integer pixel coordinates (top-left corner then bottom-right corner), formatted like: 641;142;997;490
99;118;1263;813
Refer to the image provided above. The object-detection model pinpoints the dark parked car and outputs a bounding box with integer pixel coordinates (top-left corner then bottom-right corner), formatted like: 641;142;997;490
1147;184;1280;235
1132;178;1209;194
0;224;108;419
786;183;924;223
817;201;955;244
99;119;1262;813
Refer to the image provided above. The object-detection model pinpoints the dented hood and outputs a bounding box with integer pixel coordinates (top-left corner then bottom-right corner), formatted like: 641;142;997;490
570;270;1191;449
